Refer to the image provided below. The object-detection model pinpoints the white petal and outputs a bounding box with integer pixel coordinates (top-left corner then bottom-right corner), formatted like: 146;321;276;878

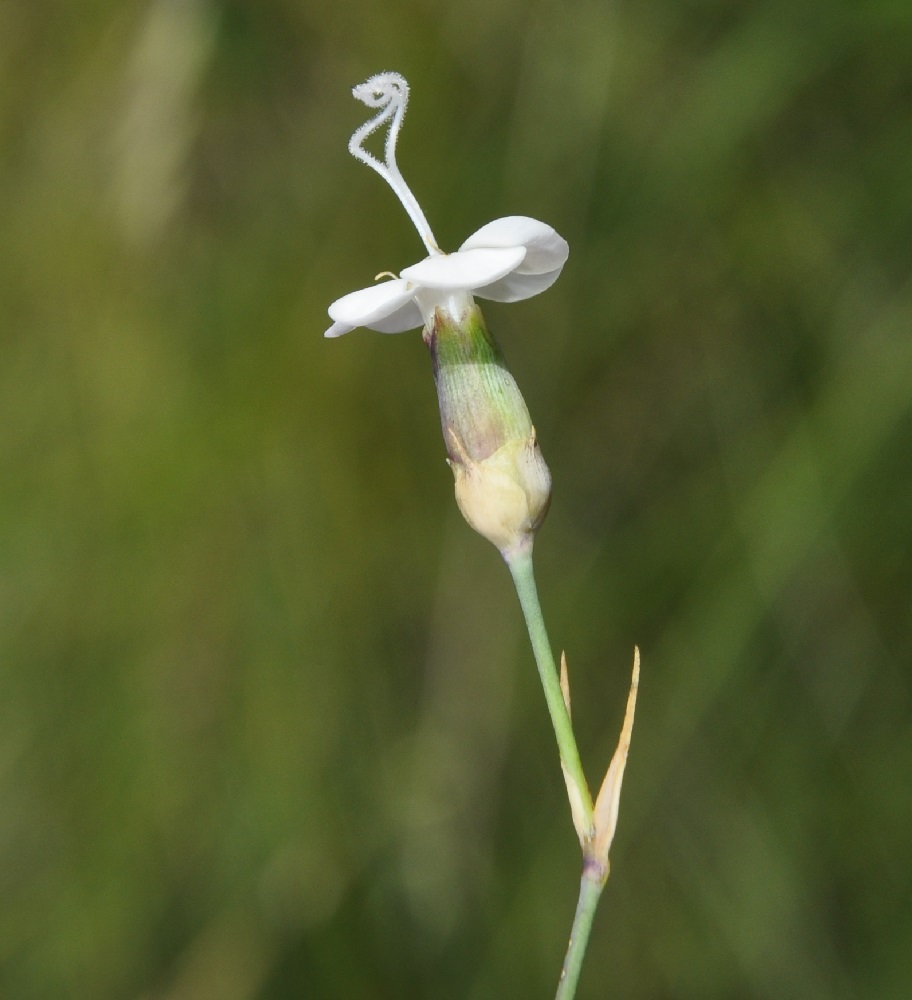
366;299;423;333
400;246;525;291
474;266;565;304
326;278;417;336
460;216;569;275
325;301;423;336
325;319;355;338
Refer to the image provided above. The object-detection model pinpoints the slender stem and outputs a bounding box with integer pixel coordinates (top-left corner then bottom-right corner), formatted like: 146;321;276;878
506;548;594;834
555;867;606;1000
507;547;613;1000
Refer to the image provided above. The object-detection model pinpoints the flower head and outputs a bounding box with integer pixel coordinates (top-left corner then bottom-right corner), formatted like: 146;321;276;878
325;73;566;555
324;74;568;339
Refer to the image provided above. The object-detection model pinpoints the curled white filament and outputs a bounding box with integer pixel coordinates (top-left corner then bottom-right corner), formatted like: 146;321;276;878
348;72;441;256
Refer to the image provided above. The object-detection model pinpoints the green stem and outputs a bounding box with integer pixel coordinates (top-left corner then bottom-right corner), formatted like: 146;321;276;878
505;548;594;833
555;867;606;1000
507;548;612;1000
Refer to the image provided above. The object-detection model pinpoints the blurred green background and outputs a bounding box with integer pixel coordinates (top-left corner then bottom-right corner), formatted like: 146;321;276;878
2;0;911;997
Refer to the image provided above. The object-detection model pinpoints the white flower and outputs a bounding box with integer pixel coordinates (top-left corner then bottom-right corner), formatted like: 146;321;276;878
325;216;569;338
324;73;568;339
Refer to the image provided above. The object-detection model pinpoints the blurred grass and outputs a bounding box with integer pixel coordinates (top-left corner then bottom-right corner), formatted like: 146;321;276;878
2;0;911;997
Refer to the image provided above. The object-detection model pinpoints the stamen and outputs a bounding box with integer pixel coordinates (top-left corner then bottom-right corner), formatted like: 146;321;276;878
349;73;441;256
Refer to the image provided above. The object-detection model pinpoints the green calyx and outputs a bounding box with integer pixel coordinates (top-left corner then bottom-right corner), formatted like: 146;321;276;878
424;301;552;556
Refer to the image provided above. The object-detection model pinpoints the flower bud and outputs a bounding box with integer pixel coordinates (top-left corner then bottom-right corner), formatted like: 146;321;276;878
423;299;552;557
